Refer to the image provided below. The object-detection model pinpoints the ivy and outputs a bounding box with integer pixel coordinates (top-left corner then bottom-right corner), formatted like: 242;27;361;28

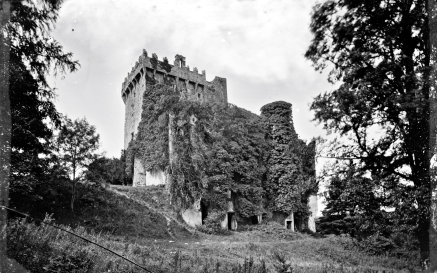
127;82;315;223
261;101;317;216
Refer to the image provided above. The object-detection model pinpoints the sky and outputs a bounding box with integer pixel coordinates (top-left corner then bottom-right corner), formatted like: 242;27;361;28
48;0;333;159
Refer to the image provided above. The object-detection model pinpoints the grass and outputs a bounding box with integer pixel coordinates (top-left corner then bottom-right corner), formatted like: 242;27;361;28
10;180;191;240
7;182;420;272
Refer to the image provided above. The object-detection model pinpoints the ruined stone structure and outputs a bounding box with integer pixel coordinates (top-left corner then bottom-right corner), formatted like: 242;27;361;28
121;50;227;187
121;50;317;232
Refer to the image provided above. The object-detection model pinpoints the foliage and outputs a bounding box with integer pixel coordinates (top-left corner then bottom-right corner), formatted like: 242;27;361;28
317;161;422;258
5;216;415;273
7;0;79;88
5;181;419;272
55;117;100;210
85;151;130;185
6;0;79;203
56;117;100;181
126;78;318;225
305;0;433;265
197;211;230;235
272;252;292;273
7;218;94;273
317;161;379;236
261;101;317;219
130;79;269;220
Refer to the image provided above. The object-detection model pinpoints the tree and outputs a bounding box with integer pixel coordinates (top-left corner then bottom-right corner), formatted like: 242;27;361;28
0;2;12;270
3;0;79;205
56;117;99;211
85;151;129;185
318;161;381;236
1;0;78;268
8;52;61;202
305;0;433;266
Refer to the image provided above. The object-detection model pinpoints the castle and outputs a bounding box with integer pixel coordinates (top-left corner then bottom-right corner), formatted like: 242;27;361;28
121;50;227;187
122;50;317;232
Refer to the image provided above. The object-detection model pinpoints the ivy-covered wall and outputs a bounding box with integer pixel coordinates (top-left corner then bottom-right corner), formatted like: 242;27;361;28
261;102;317;221
122;50;228;153
125;74;317;229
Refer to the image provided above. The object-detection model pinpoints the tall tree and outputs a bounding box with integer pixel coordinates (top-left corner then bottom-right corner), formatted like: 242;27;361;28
9;53;60;201
305;0;433;267
56;117;99;211
1;0;78;268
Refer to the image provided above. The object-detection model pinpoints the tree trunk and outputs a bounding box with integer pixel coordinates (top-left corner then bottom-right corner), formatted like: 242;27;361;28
71;168;76;211
0;1;11;272
428;0;437;270
416;185;431;270
70;180;76;211
425;0;437;270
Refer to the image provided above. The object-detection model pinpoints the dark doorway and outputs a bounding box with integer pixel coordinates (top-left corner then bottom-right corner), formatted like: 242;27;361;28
286;220;292;230
200;201;208;224
251;215;259;225
294;217;302;231
227;212;235;230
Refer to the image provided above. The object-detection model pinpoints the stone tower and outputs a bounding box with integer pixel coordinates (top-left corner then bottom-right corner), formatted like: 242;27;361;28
121;50;228;186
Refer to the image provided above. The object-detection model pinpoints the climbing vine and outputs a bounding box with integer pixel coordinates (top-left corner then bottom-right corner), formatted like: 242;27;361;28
261;101;316;217
126;81;316;223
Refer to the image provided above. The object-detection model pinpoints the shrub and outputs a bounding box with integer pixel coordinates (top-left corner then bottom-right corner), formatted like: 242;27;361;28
272;252;292;273
6;218;95;272
197;211;230;235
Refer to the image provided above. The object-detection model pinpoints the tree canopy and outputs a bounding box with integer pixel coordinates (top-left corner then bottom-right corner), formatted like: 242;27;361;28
56;117;100;210
85;151;129;185
305;0;433;266
7;0;78;87
6;0;79;200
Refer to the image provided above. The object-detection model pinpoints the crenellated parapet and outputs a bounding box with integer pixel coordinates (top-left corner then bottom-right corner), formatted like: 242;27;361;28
121;49;227;105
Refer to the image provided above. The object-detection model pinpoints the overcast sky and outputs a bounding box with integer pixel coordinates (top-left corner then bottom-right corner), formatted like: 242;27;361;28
48;0;332;158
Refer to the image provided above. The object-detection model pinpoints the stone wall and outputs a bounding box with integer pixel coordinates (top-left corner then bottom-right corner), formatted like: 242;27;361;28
123;70;146;149
271;194;318;233
145;170;167;186
307;194;318;232
181;198;202;228
133;156;146;187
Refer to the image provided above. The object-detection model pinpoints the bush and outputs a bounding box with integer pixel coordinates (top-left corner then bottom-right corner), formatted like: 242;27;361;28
196;211;230;235
272;252;292;273
357;234;395;255
6;218;95;272
356;232;419;263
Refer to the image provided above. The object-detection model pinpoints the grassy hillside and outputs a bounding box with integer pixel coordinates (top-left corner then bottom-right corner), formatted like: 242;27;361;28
10;180;191;240
6;182;420;272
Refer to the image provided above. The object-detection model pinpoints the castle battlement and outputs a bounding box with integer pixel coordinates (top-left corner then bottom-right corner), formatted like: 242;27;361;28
121;50;226;104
